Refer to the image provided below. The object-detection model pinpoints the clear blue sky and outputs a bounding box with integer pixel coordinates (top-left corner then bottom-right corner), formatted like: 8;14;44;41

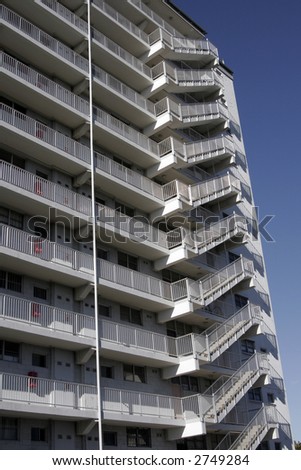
173;0;301;442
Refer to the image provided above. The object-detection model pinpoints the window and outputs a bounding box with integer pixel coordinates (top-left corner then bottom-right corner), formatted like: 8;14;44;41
234;294;248;309
0;150;25;168
126;428;151;448
101;366;113;379
113;156;132;169
241;339;255;354
98;304;111;317
166;320;193;337
0;418;18;440
171;375;199;392
115;201;134;218
123;364;146;383
267;393;275;404
0;271;22;292
228;252;240;263
0;340;19;362
120;305;142;325
33;286;47;300
248;387;262;401
0;207;23;229
31;427;46;442
162;269;184;283
32;353;47;368
97;248;108;260
117;251;138;271
103;431;117;447
177;435;207;450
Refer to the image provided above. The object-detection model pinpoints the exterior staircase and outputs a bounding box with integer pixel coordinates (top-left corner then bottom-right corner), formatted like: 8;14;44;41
215;405;279;450
195;303;262;363
201;353;269;423
189;256;255;306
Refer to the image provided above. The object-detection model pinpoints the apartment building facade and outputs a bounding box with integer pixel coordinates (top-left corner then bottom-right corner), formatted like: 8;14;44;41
0;0;293;450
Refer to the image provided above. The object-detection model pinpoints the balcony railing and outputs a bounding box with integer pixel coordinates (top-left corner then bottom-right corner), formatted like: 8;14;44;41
0;160;92;215
94;152;163;200
0;224;94;273
0;5;89;73
0;52;90;116
92;65;154;115
190;174;241;205
149;28;218;58
0;104;91;164
127;0;179;37
0;372;97;411
154;97;228;124
39;0;89;33
184;135;235;165
102;387;198;422
0;293;96;339
91;27;151;78
92;0;148;43
96;204;168;249
151;61;223;89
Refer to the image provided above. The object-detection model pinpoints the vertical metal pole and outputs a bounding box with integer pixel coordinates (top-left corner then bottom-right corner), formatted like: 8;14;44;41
87;0;103;450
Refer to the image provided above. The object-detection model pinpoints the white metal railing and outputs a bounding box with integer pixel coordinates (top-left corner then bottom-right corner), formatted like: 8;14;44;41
96;204;168;249
99;318;196;358
190;173;241;205
128;0;179;37
0;52;89;115
162;179;190;201
94;151;163;200
192;256;254;305
93;65;154;114
154;97;228;124
97;258;174;301
0;5;89;73
39;0;89;33
93;107;158;156
0;293;96;339
0;160;91;216
184;135;235;164
148;28;218;58
0;104;91;163
0;372;97;411
201;353;269;420
151;61;223;89
91;27;151;78
102;387;184;420
92;0;148;43
0;224;94;273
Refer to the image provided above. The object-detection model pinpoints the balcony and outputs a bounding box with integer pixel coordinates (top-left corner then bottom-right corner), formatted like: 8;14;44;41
102;387;206;438
148;28;218;64
190;174;241;208
91;27;152;90
0;5;89;85
0;372;97;419
3;0;88;47
0;52;89;129
0;160;92;225
0;105;91;175
96;258;186;312
91;0;149;56
93;107;160;167
150;61;223;95
92;64;155;128
0;293;95;350
0;224;94;287
144;98;229;136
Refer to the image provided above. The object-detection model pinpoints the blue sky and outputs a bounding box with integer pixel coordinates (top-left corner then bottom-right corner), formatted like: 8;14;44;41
173;0;301;442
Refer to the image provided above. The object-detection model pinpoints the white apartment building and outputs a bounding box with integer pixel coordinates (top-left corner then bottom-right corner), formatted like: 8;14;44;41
0;0;293;450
